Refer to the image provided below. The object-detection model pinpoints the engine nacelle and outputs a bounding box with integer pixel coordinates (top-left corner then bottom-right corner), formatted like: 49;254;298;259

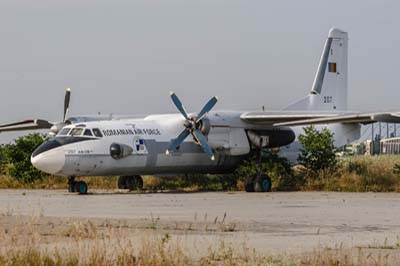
110;143;133;160
208;128;250;156
247;128;295;148
198;118;210;136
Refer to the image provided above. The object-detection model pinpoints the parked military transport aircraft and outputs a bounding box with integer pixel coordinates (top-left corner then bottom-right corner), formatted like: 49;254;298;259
2;28;400;194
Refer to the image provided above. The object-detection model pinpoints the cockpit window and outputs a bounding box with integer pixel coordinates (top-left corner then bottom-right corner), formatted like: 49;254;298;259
83;129;93;136
58;128;71;136
70;128;84;136
92;128;103;138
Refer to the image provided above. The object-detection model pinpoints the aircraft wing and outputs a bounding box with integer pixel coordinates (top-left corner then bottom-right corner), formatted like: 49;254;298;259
240;111;339;125
0;119;53;132
272;112;400;127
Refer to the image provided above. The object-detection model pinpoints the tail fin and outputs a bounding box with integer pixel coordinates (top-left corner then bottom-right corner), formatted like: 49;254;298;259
284;28;348;111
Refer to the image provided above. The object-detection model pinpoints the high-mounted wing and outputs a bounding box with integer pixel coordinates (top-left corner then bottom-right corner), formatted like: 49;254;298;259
240;111;339;125
272;112;400;127
0;119;53;132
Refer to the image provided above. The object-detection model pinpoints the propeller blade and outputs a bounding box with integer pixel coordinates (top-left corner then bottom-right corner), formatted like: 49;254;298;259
192;129;215;160
63;88;71;122
196;96;219;122
170;92;189;120
166;129;191;154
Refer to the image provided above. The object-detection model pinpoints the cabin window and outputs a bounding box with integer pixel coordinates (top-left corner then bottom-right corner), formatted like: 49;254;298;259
92;128;103;138
58;128;71;136
83;129;93;136
70;128;84;136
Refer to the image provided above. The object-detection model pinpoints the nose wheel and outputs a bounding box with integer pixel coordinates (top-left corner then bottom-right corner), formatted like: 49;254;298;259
68;176;88;194
118;175;144;191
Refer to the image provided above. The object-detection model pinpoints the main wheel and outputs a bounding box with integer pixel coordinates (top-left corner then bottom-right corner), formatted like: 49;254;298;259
75;181;88;194
133;175;144;191
125;176;135;191
68;177;76;193
125;176;144;191
68;181;76;193
244;175;255;192
118;176;127;189
254;174;272;192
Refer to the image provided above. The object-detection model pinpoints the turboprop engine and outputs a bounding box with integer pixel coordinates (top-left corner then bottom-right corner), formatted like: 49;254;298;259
166;92;218;160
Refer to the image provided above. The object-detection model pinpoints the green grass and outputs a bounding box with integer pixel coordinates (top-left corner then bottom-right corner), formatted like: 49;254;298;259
302;155;400;192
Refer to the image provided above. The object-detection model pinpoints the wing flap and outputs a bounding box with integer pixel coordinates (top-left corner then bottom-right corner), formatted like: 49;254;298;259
240;111;339;125
273;112;400;127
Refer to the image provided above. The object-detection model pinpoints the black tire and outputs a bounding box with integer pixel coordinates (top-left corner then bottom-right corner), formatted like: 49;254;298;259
76;181;88;195
133;175;144;190
254;174;272;192
125;176;135;191
118;176;127;189
244;175;255;192
68;181;76;193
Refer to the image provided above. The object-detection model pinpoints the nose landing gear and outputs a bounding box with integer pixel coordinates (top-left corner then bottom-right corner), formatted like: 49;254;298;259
118;175;144;191
68;176;88;194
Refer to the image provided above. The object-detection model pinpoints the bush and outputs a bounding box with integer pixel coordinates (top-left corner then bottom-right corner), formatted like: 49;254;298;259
298;126;337;175
0;145;8;175
4;133;48;183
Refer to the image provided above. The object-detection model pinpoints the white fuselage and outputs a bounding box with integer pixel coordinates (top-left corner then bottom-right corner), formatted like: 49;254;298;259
31;111;360;177
31;112;258;177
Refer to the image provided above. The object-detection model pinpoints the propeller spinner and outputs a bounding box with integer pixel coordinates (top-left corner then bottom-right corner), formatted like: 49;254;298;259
166;92;219;160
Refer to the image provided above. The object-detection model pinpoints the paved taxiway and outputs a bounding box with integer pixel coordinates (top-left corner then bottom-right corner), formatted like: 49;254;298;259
0;190;399;253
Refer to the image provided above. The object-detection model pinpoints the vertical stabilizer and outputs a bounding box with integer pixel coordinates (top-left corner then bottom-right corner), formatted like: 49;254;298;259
284;28;348;111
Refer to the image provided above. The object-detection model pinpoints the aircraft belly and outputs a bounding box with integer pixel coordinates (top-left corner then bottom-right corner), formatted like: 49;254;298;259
156;153;212;167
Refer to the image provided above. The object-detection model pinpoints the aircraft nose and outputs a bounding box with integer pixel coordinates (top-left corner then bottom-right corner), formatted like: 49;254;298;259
31;149;65;175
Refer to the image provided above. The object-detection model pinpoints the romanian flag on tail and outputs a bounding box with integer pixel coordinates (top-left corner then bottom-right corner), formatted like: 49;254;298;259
328;62;337;73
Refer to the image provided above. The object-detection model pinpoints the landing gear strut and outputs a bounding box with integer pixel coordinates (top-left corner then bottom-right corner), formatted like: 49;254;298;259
244;138;272;193
68;176;88;194
118;175;144;191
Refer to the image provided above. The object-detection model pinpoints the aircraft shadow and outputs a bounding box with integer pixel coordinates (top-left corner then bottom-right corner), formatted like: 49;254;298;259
65;190;231;196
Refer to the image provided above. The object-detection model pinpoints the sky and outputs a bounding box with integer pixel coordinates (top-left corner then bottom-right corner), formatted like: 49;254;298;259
0;0;399;143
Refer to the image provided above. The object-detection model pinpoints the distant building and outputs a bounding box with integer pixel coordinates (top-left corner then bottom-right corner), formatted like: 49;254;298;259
380;137;400;155
350;137;400;156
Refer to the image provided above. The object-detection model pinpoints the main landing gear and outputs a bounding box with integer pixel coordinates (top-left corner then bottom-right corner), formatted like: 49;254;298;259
68;176;88;194
244;138;272;193
67;175;144;194
244;173;272;192
118;175;144;191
